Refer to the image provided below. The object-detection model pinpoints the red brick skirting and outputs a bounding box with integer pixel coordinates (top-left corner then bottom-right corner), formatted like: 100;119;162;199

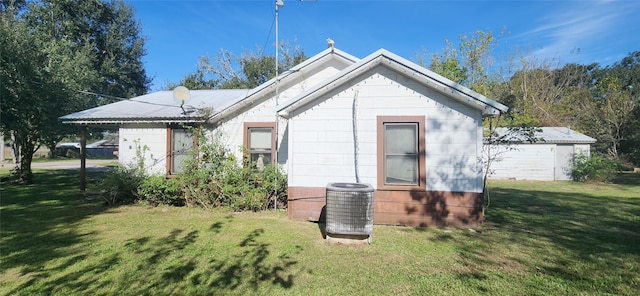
287;186;483;228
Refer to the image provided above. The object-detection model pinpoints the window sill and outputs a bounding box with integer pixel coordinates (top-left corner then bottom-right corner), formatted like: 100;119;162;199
376;184;426;191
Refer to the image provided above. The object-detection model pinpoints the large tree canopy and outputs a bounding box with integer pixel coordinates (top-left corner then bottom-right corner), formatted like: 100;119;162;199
166;42;307;91
1;0;149;183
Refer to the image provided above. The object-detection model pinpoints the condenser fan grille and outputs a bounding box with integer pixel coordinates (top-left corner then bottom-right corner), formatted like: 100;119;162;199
325;183;374;236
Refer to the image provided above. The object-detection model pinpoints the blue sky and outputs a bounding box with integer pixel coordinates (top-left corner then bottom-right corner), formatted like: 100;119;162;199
127;0;640;90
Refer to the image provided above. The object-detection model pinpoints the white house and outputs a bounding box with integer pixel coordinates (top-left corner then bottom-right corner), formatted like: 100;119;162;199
487;127;596;181
62;47;508;228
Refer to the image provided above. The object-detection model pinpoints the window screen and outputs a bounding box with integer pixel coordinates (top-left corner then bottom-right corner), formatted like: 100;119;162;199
384;123;418;185
171;129;193;174
248;127;273;167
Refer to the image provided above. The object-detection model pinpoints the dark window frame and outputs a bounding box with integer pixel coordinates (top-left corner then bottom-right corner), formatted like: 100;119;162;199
243;122;277;168
166;126;197;176
376;116;426;191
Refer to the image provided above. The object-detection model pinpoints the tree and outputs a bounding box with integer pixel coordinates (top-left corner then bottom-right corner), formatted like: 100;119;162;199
602;52;640;165
194;42;307;90
164;68;217;91
459;29;509;96
416;41;468;84
619;106;640;165
420;29;506;96
498;58;595;127
1;0;26;11
0;0;149;183
577;75;636;160
1;9;47;183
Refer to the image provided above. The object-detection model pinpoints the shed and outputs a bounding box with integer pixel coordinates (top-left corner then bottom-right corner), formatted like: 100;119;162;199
487;127;596;181
62;47;508;228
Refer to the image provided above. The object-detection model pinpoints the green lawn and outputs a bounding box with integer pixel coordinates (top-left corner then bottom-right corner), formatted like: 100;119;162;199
1;170;639;295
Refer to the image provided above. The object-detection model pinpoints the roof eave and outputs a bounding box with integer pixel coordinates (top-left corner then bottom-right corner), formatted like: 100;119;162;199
61;117;207;125
212;48;360;123
277;49;509;117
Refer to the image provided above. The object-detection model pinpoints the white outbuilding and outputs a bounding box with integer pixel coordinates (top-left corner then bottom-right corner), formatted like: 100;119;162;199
487;127;596;181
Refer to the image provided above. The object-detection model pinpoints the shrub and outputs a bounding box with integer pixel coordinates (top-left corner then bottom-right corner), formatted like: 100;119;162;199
99;129;288;211
260;164;288;209
571;153;617;183
100;166;144;205
137;176;184;206
176;128;288;211
99;139;148;205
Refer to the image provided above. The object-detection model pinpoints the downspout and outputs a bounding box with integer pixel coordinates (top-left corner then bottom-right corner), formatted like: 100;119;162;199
352;90;360;183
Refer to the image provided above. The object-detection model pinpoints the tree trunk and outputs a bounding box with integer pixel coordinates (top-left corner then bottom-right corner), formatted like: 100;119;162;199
18;146;34;184
46;141;58;159
10;132;20;166
12;129;37;184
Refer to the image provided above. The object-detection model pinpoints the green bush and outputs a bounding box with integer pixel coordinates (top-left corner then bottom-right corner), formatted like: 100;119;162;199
137;176;184;206
176;128;288;212
219;164;271;212
99;139;147;205
100;166;144;205
260;164;288;209
99;129;288;211
571;153;617;183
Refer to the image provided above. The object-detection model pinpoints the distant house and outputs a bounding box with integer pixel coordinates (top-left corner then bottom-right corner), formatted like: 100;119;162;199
62;47;508;228
487;127;596;181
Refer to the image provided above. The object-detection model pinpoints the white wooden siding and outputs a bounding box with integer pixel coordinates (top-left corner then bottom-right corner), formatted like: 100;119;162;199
119;125;167;174
286;67;484;193
489;143;591;181
489;144;556;181
574;144;591;156
213;60;349;168
555;144;574;180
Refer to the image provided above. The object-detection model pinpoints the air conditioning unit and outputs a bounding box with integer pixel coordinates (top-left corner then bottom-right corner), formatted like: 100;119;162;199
325;183;374;241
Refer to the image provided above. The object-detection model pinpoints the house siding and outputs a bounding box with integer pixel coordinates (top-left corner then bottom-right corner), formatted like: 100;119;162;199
119;125;167;174
214;60;351;167
285;66;485;228
286;67;483;193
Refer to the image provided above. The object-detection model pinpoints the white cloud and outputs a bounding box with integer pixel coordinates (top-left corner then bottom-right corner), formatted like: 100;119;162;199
513;1;640;65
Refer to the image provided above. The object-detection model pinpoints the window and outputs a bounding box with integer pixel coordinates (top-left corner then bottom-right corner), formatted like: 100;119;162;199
377;116;426;190
244;122;276;169
384;123;418;184
167;127;195;175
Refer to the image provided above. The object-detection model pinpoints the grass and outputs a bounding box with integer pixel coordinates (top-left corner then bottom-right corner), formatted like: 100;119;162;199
1;170;639;295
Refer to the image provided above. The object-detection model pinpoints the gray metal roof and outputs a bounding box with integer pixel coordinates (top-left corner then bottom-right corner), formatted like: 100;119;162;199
493;127;596;144
62;47;359;125
61;89;249;124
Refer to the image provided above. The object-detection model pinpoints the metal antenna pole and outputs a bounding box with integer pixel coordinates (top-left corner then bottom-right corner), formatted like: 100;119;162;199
274;0;284;210
275;0;283;104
